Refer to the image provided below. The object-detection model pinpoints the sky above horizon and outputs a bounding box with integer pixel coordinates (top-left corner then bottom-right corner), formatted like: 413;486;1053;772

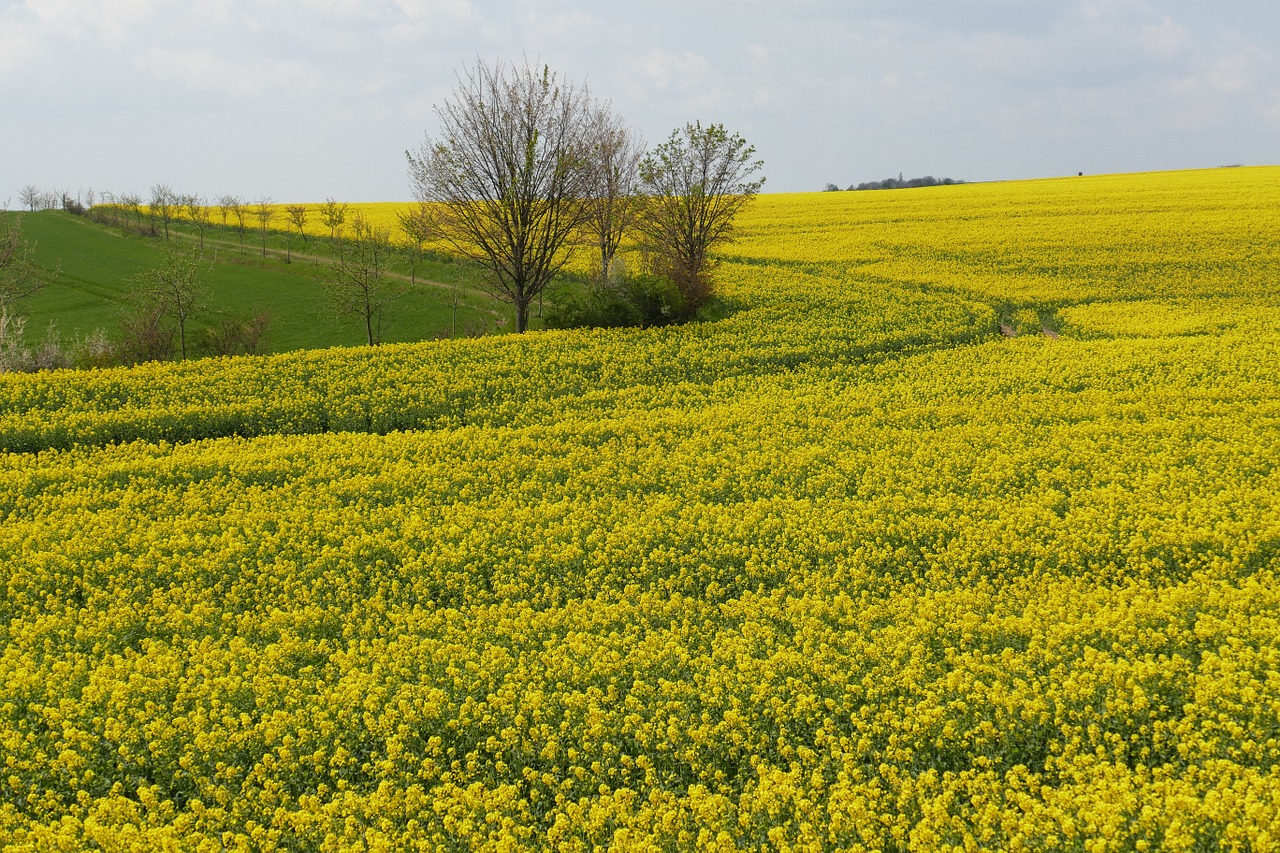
2;0;1278;205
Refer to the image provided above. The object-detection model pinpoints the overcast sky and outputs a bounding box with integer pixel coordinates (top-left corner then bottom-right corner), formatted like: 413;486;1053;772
3;0;1277;204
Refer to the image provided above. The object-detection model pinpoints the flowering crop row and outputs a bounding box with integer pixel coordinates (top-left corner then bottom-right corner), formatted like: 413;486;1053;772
3;168;1279;850
0;263;992;454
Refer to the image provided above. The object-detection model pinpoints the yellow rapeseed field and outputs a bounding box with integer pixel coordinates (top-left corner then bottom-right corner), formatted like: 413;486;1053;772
3;167;1280;850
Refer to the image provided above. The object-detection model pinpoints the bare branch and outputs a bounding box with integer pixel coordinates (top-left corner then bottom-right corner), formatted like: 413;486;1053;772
406;59;599;332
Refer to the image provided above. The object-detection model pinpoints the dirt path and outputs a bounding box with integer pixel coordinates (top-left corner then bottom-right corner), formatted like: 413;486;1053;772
1000;322;1060;339
185;232;471;293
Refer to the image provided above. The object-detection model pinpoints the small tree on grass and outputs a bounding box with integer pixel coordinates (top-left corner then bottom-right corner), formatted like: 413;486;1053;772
184;194;212;249
0;206;47;372
397;205;434;285
636;121;764;312
230;197;249;254
121;193;145;234
319;197;347;248
1;206;44;315
150;183;176;239
254;197;275;258
216;194;237;229
133;247;209;361
117;302;174;365
285;204;309;261
0;203;61;357
325;213;395;346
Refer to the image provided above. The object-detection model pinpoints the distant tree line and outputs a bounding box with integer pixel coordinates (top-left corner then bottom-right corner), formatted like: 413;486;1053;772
825;174;963;192
15;184;91;214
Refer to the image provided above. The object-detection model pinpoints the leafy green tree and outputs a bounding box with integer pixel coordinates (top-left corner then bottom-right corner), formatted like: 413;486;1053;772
319;197;347;247
636;122;764;311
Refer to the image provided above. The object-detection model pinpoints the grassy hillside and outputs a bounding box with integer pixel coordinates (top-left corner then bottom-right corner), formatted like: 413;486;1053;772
7;210;506;354
2;167;1279;849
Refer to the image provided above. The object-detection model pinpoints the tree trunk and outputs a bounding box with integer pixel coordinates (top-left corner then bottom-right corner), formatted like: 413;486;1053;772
516;300;530;333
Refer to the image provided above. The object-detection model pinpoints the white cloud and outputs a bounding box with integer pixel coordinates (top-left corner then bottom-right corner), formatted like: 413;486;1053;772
514;2;616;46
1140;16;1190;61
21;0;155;39
1204;47;1268;94
4;0;1279;201
636;50;717;95
1263;89;1280;127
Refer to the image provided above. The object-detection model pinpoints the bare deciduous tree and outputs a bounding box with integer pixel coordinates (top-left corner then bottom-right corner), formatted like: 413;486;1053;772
325;213;395;346
19;186;40;212
197;311;271;357
184;194;212;249
134;247;208;361
1;206;43;315
406;59;600;332
229;197;248;254
396;205;435;285
635;121;765;311
0;203;54;369
117;193;143;233
117;301;174;366
150;183;176;239
286;204;308;238
216;195;237;229
254;197;275;258
584;106;644;281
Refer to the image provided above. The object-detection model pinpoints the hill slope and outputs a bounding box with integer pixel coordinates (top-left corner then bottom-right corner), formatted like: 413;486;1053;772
7;210;502;353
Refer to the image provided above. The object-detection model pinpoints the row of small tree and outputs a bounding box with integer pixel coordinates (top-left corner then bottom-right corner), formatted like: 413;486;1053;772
89;187;271;255
405;58;766;332
16;185;72;213
1;198;277;373
11;185;415;356
85;186;367;271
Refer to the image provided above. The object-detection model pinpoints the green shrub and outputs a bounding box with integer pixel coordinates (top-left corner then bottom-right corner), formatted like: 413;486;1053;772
544;273;692;330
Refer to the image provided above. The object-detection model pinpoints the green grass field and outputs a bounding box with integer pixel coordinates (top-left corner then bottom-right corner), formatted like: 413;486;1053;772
5;210;510;354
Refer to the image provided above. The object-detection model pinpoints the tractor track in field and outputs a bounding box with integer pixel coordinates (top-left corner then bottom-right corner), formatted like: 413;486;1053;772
168;230;476;294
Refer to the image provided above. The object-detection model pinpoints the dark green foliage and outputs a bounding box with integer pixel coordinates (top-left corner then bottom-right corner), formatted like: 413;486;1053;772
544;274;692;330
847;175;963;191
